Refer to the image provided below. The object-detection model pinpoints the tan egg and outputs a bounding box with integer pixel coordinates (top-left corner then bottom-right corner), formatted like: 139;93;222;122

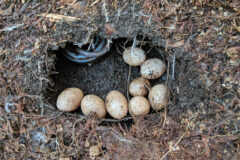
56;87;83;112
129;77;151;96
140;58;166;79
105;91;128;119
81;95;106;118
123;47;146;66
129;96;150;116
148;84;170;110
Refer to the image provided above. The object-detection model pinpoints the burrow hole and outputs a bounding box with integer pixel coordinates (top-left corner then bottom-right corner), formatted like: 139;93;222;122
45;36;175;119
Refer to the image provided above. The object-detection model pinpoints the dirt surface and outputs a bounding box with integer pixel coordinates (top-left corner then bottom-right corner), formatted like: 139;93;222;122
0;0;240;159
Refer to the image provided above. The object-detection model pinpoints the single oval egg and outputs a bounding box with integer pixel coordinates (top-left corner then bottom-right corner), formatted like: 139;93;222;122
105;90;128;119
81;95;106;118
140;58;166;79
56;87;83;112
129;77;151;96
123;47;146;66
148;84;170;110
129;96;150;116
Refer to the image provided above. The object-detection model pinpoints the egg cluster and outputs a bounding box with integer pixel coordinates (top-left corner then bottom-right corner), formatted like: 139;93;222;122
56;46;170;119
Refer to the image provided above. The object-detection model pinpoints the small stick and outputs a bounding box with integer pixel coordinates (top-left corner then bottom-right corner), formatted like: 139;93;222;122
117;41;125;50
115;43;123;55
0;23;24;32
72;118;85;141
102;0;109;22
72;113;133;122
140;35;145;48
31;0;56;26
156;47;166;64
210;101;240;117
102;117;133;122
127;36;137;101
143;80;151;91
90;0;101;6
19;0;31;14
160;127;188;160
127;65;131;101
131;36;137;52
172;53;176;80
123;39;129;48
162;106;167;129
87;39;94;51
165;60;170;86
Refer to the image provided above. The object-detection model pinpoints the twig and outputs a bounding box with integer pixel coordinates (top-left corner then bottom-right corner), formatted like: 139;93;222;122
19;0;31;14
131;36;137;52
71;117;85;146
90;0;101;6
140;34;145;48
160;113;178;126
70;118;86;146
165;60;170;85
156;47;166;64
115;43;123;55
210;101;240;117
91;120;107;159
203;137;210;157
172;53;176;80
42;14;81;23
162;106;167;129
69;0;78;6
0;3;14;16
0;23;24;32
96;126;132;143
160;128;187;160
123;38;130;48
31;0;56;26
101;116;133;122
127;36;137;101
112;132;132;143
139;11;152;25
127;66;131;101
207;120;228;136
229;37;240;46
102;0;109;22
185;33;198;47
72;113;133;122
143;79;151;91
